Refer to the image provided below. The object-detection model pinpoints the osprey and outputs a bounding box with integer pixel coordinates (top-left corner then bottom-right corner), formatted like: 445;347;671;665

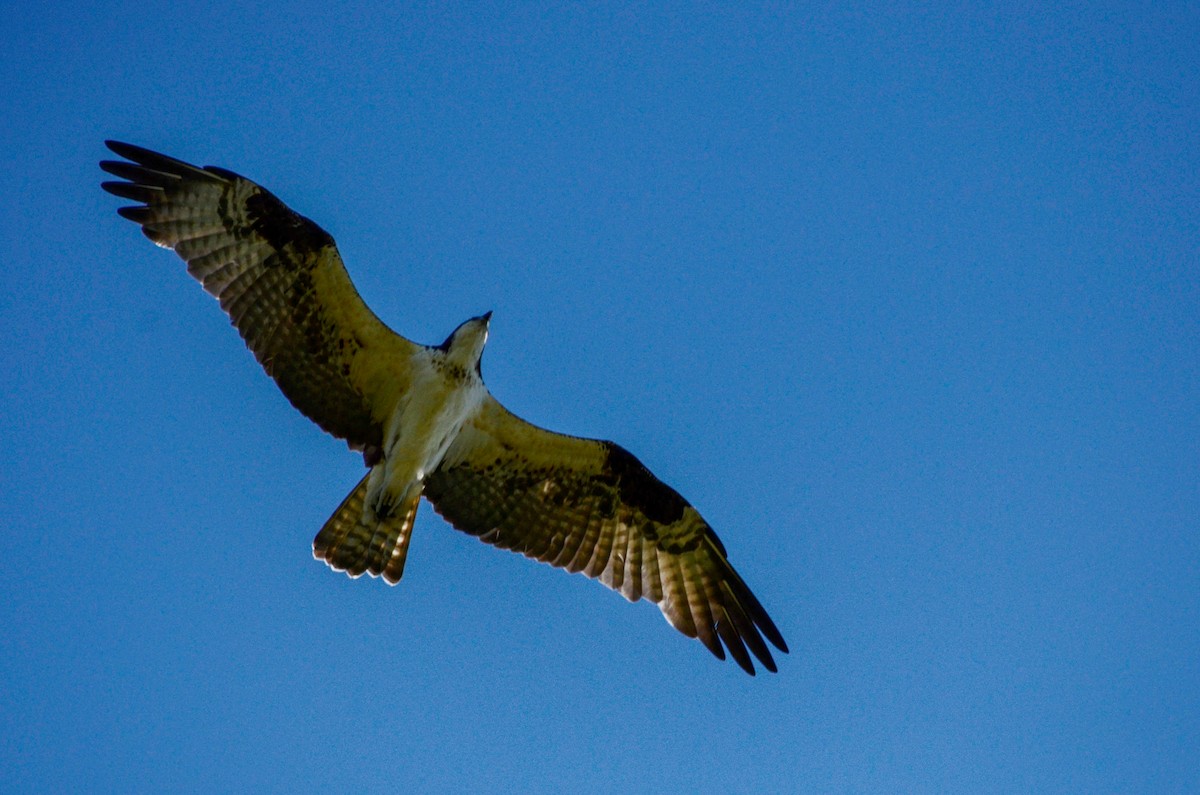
100;141;787;674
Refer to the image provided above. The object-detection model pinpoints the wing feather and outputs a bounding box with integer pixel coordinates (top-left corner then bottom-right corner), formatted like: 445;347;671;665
622;526;640;598
101;141;418;449
662;555;697;639
583;516;613;579
424;395;787;674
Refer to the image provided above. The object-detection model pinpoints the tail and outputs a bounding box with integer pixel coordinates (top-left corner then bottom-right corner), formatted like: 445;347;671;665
312;473;420;584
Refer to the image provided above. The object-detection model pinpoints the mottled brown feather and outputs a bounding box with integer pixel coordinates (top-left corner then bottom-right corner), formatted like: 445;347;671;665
424;396;787;674
101;140;417;451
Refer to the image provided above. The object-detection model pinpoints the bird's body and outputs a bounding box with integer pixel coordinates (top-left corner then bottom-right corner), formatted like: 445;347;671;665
101;140;787;674
379;322;489;516
333;318;492;582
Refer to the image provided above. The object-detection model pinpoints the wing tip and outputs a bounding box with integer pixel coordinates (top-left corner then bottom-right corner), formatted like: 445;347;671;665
114;205;152;224
103;140;172;167
101;139;224;185
104;139;136;157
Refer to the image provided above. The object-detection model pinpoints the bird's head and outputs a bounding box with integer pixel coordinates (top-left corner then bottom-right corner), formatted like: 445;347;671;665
440;310;492;372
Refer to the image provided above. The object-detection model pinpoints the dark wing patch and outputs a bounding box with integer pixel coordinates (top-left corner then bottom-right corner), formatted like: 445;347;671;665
423;396;787;675
601;442;688;527
101;141;418;449
243;190;333;253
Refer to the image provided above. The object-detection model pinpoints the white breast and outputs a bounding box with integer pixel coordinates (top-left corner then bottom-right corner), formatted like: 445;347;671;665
382;348;487;485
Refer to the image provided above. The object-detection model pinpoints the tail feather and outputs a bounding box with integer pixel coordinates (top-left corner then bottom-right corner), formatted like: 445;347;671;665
313;474;420;585
364;490;419;584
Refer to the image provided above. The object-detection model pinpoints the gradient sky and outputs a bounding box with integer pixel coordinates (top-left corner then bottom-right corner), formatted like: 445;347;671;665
2;2;1197;792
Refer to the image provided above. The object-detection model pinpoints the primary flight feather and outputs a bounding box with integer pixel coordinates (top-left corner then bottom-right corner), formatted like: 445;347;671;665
100;141;787;674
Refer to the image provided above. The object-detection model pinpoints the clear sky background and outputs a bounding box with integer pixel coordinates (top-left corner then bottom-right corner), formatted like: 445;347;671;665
2;2;1197;792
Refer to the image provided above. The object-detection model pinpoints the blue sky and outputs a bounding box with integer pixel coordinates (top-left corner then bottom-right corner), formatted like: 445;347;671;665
2;2;1197;792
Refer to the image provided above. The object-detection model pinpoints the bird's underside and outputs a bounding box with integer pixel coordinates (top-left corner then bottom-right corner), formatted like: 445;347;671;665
100;140;788;675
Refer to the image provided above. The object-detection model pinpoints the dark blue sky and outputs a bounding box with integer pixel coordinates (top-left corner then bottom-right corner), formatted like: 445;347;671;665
2;2;1197;792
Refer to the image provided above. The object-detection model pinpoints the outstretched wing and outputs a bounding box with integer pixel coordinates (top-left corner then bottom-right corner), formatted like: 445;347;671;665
101;141;418;451
423;396;788;675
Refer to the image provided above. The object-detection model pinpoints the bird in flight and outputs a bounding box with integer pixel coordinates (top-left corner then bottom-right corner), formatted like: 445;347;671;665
100;141;787;674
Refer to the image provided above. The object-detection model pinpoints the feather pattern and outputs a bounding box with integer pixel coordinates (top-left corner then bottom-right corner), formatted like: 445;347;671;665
424;396;788;674
101;140;416;451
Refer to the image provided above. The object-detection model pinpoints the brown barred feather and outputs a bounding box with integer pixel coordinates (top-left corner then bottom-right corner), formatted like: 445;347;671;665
101;140;417;452
424;396;787;674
